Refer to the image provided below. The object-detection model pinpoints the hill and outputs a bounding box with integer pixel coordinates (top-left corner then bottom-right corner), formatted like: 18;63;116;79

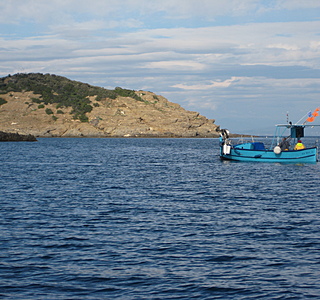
0;73;219;138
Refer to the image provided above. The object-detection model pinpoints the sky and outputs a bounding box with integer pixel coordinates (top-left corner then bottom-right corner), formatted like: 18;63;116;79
1;0;320;134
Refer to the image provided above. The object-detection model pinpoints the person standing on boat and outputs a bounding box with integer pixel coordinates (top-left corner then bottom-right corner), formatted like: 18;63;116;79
294;140;305;150
279;137;290;151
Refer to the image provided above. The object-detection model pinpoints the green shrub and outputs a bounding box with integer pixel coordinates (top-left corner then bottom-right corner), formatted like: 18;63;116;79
0;73;147;120
38;104;45;109
52;115;58;121
57;109;64;114
114;87;144;102
77;114;89;122
32;97;42;103
45;108;54;115
0;97;7;106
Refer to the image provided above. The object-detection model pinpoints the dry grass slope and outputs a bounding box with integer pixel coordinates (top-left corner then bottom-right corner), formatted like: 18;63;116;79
0;73;219;137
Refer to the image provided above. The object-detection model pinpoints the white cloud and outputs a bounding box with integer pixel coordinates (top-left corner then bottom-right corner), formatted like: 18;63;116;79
1;0;320;132
0;0;262;24
276;0;320;10
2;20;320;75
173;77;242;90
144;60;205;71
4;0;318;27
267;44;299;51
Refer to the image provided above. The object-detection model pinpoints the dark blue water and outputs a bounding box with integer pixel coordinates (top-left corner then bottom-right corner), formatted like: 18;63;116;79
1;138;320;299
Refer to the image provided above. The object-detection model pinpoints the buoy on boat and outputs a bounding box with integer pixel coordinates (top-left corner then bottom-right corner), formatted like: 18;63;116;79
273;146;281;154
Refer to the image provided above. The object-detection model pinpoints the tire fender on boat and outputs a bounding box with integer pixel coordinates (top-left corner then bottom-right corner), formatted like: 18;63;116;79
223;144;231;155
273;146;281;154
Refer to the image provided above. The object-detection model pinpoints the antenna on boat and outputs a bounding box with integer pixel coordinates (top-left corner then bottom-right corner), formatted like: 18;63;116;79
296;112;309;125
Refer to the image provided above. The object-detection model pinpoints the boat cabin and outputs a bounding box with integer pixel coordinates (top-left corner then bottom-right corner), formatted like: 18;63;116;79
290;125;304;139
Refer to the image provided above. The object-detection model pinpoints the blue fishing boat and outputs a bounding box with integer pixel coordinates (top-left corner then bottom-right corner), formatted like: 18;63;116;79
218;108;320;163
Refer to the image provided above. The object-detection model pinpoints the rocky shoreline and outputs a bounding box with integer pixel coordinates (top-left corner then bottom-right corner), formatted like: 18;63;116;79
0;90;220;138
0;131;37;142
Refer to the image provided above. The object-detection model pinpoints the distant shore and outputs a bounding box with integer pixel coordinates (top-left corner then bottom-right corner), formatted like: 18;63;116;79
0;130;251;140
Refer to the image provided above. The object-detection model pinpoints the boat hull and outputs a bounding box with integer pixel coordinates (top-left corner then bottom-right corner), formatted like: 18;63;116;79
220;147;318;163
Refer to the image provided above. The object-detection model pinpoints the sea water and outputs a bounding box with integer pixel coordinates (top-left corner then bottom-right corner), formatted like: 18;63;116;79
1;138;320;299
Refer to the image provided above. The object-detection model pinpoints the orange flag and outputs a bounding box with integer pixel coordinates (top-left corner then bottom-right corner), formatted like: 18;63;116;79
307;117;315;122
305;107;319;123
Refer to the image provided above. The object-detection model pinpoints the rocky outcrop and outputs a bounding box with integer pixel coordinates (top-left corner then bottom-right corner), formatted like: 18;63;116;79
0;131;37;142
0;75;220;138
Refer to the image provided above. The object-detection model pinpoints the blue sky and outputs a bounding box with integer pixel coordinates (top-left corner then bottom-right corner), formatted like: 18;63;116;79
1;0;320;134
